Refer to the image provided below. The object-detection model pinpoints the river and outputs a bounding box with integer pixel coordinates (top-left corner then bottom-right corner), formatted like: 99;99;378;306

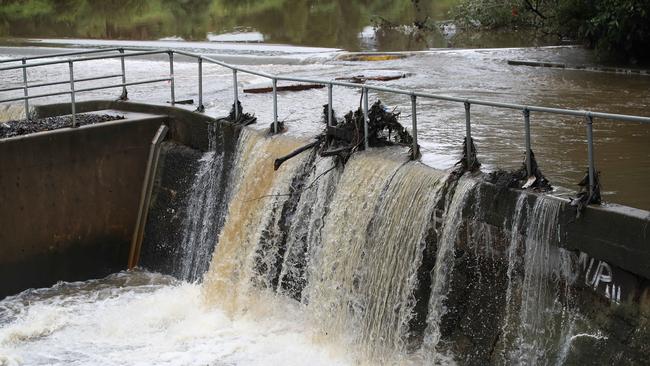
0;1;649;365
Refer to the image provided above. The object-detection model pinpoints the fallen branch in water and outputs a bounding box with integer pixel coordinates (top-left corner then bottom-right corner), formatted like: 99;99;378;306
335;73;409;83
274;139;322;171
244;84;325;94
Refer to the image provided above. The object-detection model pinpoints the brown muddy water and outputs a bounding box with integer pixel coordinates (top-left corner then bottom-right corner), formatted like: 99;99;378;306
1;42;648;210
1;5;650;362
1;0;647;212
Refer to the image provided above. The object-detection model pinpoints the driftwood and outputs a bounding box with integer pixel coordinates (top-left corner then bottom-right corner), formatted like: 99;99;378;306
274;139;322;171
244;84;325;94
336;54;407;62
270;100;416;171
335;74;408;83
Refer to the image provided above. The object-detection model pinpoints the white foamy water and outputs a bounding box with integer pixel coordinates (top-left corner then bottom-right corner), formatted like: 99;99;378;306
0;271;353;366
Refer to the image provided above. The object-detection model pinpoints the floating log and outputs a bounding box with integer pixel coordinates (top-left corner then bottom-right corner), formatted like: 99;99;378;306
244;84;325;94
166;99;194;105
508;59;650;75
336;53;408;62
335;74;407;83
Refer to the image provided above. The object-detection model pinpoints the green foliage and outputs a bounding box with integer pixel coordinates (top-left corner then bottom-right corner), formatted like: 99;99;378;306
451;0;523;28
583;0;650;62
453;0;650;63
0;0;458;51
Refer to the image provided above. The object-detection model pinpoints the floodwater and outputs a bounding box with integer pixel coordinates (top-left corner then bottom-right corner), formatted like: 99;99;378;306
0;271;354;366
1;40;648;210
0;0;556;51
1;4;649;364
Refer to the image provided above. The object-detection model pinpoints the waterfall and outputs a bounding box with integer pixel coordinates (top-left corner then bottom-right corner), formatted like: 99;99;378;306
174;125;234;282
148;127;595;364
175;150;226;282
422;177;478;358
305;155;448;362
507;198;576;365
202;129;309;314
277;156;342;300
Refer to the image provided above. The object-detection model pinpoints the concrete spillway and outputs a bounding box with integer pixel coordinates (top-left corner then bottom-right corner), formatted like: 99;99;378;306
137;104;650;364
2;101;650;365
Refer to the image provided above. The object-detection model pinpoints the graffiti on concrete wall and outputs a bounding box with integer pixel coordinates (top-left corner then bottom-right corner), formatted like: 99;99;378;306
579;252;622;303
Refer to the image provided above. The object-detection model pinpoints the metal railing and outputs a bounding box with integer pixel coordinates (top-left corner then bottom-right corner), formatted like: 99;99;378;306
2;47;650;200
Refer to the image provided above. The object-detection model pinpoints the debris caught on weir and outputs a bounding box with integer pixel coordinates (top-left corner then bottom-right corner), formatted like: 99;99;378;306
486;150;552;192
273;100;416;171
0;114;125;139
225;101;256;126
454;137;481;173
267;120;287;136
571;170;602;216
243;84;325;94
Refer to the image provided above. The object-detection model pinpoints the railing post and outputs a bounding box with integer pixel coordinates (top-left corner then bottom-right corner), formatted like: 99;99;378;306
197;56;204;112
168;51;175;105
586;114;596;197
21;58;29;121
411;94;419;159
327;82;333;127
363;87;369;150
118;48;128;100
523;108;532;177
68;60;76;127
232;69;239;120
464;101;472;169
272;78;278;133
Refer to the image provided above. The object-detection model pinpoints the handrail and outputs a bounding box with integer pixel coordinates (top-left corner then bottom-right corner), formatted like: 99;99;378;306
2;47;649;200
0;47;129;64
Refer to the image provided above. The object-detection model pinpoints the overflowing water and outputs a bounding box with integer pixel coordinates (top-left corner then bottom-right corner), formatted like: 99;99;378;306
0;127;616;364
0;271;353;366
175;138;228;281
422;178;478;359
504;199;577;365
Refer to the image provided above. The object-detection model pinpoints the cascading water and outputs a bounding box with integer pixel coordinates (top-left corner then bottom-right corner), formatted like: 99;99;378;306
305;156;449;362
498;192;530;363
202;129;309;314
506;198;577;365
2;126;619;365
422;177;478;359
277;156;343;299
174;125;235;282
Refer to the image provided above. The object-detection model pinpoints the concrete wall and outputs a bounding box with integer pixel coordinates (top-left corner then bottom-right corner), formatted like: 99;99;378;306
0;108;165;298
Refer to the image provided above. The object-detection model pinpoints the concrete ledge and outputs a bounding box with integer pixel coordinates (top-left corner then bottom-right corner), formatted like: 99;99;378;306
474;181;650;279
35;100;217;151
0;111;166;298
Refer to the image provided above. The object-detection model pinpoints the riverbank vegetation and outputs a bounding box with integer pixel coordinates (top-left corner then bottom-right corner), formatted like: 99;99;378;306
452;0;650;64
0;0;647;61
0;0;454;50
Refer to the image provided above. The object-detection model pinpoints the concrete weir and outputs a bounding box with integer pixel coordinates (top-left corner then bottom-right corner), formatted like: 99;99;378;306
1;101;650;363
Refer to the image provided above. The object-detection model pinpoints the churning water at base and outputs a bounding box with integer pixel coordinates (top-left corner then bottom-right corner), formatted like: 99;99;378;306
0;271;353;366
0;129;606;365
